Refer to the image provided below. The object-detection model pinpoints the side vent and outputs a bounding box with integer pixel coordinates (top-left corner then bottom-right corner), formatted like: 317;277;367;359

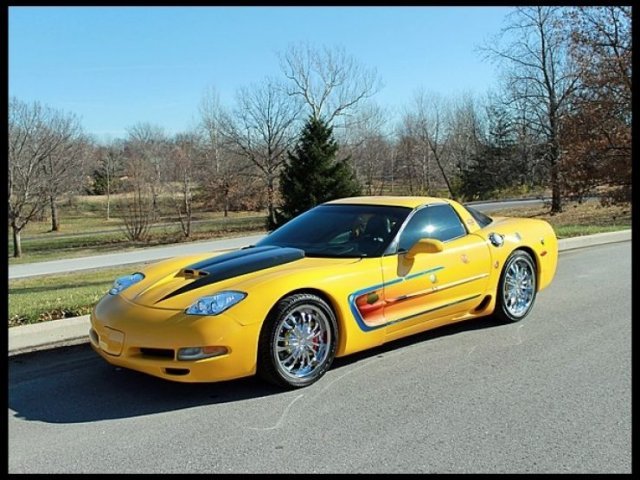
474;295;492;312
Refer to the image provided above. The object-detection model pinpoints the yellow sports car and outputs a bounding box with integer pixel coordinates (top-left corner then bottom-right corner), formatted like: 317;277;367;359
90;196;557;388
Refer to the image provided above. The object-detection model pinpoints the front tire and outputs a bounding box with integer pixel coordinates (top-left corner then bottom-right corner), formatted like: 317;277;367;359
495;250;537;323
257;293;338;389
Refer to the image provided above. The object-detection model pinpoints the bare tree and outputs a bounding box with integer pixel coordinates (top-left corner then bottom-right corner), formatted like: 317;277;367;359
93;139;125;220
508;88;545;187
199;86;224;176
446;93;484;176
126;122;168;218
341;102;392;195
482;6;580;212
170;132;203;238
118;185;154;242
39;112;87;231
222;78;301;227
393;125;422;195
117;141;155;242
9;99;47;257
9;98;83;257
412;90;456;197
280;43;382;126
198;86;242;217
394;113;429;195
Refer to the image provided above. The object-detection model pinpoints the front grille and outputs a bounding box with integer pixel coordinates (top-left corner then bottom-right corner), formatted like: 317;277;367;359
139;348;175;359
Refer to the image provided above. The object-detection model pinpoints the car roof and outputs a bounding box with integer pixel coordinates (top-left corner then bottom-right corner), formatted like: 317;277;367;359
325;196;449;209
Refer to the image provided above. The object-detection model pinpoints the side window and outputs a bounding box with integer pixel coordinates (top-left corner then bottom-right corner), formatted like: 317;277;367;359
398;204;467;251
397;208;431;252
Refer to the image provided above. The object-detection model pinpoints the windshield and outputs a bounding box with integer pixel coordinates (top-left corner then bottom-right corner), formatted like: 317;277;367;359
256;204;412;258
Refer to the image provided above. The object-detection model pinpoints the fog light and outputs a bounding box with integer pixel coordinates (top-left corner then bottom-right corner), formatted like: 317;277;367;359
177;346;228;361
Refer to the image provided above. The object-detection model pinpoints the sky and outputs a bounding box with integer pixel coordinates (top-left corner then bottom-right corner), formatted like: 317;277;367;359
9;6;514;142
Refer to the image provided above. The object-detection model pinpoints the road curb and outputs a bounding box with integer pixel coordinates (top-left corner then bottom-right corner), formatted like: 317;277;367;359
8;229;631;357
557;229;631;251
465;195;547;205
9;315;91;357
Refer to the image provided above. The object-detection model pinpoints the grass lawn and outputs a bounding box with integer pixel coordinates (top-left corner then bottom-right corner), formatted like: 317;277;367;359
489;200;631;238
9;264;148;327
15;208;263;238
9;214;267;264
7;200;631;327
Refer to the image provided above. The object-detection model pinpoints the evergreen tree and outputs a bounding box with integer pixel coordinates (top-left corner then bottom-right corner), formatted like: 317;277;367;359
458;145;505;200
458;105;517;200
275;116;360;228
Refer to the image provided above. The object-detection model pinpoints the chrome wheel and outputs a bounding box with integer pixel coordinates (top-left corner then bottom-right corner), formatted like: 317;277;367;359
258;293;338;388
274;304;331;380
502;255;535;318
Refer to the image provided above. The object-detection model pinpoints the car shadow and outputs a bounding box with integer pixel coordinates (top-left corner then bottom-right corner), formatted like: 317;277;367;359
332;314;505;369
8;315;505;424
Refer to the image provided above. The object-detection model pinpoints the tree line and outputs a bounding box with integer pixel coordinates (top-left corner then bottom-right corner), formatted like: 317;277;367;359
9;7;631;257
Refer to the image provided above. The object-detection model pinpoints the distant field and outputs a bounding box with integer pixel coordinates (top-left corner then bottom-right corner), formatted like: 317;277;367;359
9;194;267;264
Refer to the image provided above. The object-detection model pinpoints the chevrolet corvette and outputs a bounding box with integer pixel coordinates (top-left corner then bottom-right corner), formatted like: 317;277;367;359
90;196;558;388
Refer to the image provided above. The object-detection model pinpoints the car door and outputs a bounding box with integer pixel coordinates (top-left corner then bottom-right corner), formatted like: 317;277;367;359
380;203;491;339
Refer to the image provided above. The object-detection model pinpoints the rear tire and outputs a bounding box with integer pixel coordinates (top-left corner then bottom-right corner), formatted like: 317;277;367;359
257;293;337;389
495;250;537;323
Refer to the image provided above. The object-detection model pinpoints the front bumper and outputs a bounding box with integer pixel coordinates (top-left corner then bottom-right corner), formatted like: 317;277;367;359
90;293;261;383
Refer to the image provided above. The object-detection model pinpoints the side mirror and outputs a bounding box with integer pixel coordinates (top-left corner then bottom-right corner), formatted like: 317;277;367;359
405;238;444;259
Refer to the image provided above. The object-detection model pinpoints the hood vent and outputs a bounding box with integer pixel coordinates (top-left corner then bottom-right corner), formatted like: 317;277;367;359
181;268;209;278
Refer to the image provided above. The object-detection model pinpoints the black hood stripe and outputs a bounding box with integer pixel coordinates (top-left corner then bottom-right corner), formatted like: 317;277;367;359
157;246;304;303
185;245;281;273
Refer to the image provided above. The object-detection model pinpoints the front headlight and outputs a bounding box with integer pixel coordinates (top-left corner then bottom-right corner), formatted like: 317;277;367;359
109;272;145;295
185;291;247;316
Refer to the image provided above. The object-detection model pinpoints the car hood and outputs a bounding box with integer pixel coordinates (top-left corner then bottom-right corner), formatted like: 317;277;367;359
121;245;359;309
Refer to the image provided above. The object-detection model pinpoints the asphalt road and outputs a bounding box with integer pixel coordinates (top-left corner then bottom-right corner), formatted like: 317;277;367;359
8;242;631;473
8;198;553;279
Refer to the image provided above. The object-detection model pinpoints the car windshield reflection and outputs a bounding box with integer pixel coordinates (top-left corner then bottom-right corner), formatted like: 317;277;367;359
256;204;412;258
